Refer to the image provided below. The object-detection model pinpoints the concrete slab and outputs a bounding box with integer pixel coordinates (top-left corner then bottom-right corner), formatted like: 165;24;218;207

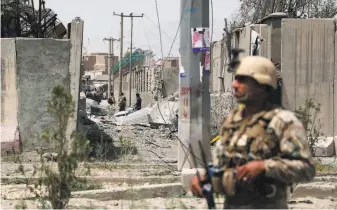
15;38;71;150
71;183;184;201
148;101;178;125
313;136;336;157
117;107;152;126
292;182;337;199
1;38;21;154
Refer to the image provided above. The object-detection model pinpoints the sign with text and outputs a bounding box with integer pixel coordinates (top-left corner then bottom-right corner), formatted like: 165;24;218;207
191;27;210;53
181;87;191;95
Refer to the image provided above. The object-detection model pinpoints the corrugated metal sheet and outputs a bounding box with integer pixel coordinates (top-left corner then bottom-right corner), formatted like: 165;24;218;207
281;19;336;137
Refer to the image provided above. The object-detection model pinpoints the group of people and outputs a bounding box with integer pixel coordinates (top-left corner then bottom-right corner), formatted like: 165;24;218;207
108;92;142;112
85;88;102;104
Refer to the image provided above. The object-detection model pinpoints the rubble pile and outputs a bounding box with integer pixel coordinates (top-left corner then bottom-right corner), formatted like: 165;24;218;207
77;94;179;163
77;90;236;163
210;92;236;133
100;123;178;163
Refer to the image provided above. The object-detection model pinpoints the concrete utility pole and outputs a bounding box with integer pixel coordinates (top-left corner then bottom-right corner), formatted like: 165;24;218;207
66;17;84;152
103;37;119;98
113;12;124;100
113;12;143;103
128;13;143;106
178;0;212;189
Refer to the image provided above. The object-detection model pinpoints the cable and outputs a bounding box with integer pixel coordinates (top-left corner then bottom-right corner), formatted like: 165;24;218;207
154;0;164;60
210;0;214;45
141;20;152;50
146;149;177;170
152;0;206;168
163;0;190;61
156;100;204;166
153;0;197;167
144;15;176;41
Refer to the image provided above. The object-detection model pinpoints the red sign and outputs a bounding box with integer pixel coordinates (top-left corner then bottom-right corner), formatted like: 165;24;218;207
181;87;191;95
184;98;188;106
183;109;188;118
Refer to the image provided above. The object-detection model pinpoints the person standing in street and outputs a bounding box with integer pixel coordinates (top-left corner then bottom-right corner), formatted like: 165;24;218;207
190;56;316;209
108;92;115;106
134;93;142;111
118;92;127;111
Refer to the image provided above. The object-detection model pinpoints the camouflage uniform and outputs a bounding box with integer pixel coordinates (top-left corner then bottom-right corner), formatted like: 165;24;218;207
212;103;316;209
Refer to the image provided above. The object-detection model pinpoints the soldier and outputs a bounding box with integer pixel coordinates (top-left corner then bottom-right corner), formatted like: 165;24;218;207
190;56;316;209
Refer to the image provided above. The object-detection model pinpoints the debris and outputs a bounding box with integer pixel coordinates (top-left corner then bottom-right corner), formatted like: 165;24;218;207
42;152;58;162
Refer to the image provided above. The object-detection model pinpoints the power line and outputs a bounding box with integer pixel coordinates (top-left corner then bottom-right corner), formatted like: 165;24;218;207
164;0;190;59
144;15;175;41
103;37;120;97
211;0;214;44
152;0;205;168
154;0;164;60
141;21;152;50
113;12;143;104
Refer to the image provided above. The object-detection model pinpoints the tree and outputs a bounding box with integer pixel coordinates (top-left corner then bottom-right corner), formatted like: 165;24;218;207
237;0;337;24
22;85;90;209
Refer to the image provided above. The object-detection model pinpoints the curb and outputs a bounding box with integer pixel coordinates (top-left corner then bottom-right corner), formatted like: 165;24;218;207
71;183;184;200
1;175;180;185
292;182;337;199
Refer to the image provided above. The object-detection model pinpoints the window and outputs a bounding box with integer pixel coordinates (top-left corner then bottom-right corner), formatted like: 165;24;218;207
171;60;178;67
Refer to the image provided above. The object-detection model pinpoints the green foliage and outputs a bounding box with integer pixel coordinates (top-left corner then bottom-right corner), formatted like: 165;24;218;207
116;136;136;162
111;49;148;73
295;98;323;155
22;84;91;209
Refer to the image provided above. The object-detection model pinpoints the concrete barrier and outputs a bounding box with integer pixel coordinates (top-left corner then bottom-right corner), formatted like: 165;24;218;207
1;21;83;152
15;38;71;150
148;101;178;125
1;39;20;153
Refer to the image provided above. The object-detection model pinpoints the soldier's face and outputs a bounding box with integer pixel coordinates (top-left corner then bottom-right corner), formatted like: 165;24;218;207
232;76;266;104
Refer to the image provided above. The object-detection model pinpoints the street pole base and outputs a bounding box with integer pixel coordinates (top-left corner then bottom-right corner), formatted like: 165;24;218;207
181;168;206;192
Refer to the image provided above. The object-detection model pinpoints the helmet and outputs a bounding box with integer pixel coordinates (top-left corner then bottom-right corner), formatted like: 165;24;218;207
235;56;277;89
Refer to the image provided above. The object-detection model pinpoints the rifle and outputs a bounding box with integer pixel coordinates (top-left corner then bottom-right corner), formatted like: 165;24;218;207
189;140;216;209
188;48;246;208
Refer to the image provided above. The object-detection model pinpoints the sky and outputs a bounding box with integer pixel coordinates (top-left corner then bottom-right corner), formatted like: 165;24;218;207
35;0;240;59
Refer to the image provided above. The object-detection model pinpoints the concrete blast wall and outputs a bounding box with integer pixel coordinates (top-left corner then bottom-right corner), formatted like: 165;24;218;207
281;19;337;139
1;38;71;150
16;38;71;149
162;67;179;98
1;39;20;152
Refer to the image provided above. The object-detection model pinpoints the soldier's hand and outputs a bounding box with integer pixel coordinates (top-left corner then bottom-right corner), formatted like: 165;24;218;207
236;160;265;182
190;175;204;198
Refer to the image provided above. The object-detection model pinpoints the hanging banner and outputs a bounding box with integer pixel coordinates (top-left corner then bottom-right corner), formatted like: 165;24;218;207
179;55;186;78
204;51;210;71
191;27;210;53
